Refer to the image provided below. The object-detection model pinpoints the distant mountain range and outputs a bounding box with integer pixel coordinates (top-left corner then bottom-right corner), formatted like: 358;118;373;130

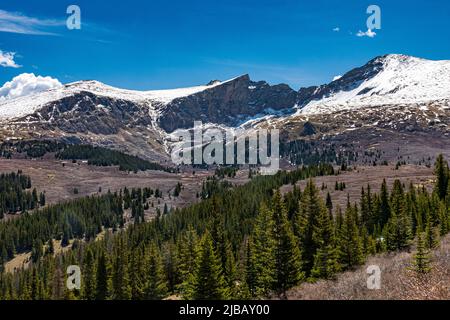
1;54;449;162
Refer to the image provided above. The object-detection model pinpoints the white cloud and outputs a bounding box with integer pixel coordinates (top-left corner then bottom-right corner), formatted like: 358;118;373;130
356;29;377;38
0;73;62;101
333;27;340;32
0;50;21;68
332;75;342;81
0;9;64;35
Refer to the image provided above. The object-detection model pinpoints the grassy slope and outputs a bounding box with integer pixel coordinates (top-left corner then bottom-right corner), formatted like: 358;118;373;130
286;234;450;300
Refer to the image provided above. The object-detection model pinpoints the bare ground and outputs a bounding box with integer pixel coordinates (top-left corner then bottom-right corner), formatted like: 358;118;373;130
0;158;212;220
280;164;434;208
286;234;450;300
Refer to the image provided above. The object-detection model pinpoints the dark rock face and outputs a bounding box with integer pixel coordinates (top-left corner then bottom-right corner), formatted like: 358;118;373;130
9;55;406;137
300;121;317;136
158;75;298;132
18;92;153;135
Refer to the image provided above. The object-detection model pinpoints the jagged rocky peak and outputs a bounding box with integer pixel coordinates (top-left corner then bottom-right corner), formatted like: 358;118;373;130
297;54;450;114
157;74;298;132
206;80;222;86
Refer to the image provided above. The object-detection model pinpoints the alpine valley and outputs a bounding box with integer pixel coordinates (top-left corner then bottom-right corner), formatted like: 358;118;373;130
1;54;450;301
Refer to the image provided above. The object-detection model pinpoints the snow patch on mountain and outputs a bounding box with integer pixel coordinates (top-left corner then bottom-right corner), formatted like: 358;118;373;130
300;54;450;114
0;76;238;120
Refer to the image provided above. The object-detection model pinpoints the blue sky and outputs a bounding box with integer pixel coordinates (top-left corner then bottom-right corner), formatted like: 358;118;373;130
1;0;450;90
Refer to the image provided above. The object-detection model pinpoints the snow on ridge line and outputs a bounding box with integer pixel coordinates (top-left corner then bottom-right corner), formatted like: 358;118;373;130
300;54;450;115
0;76;242;120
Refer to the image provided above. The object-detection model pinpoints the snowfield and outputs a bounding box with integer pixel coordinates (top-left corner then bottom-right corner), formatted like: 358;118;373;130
300;54;450;114
1;54;449;122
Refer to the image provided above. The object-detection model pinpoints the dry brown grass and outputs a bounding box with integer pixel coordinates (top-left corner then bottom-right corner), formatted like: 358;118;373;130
286;234;450;300
280;164;434;209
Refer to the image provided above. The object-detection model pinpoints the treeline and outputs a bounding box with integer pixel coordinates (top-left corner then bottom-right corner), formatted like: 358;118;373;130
2;158;448;300
199;177;233;200
0;140;65;159
56;145;174;173
0;192;124;269
0;171;45;219
281;140;358;166
0;163;337;299
214;167;238;178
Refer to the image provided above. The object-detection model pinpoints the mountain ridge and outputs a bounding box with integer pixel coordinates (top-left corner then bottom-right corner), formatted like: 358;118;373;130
1;53;449;162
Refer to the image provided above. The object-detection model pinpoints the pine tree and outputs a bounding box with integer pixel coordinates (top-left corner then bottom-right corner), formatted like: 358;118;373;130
51;257;66;300
110;238;132;300
31;239;43;263
424;215;440;249
177;227;198;295
337;204;363;269
82;248;96;300
187;233;228;300
251;203;276;296
271;191;303;295
245;237;257;297
129;249;145;299
95;251;109;300
294;179;322;275
433;154;449;200
412;232;432;274
378;179;391;227
384;180;412;251
144;245;168;300
311;199;340;280
325;192;333;219
162;242;180;293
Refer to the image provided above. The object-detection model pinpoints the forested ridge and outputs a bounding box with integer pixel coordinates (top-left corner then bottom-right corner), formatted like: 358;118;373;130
0;157;449;300
56;145;174;173
1;140;173;173
0;171;45;219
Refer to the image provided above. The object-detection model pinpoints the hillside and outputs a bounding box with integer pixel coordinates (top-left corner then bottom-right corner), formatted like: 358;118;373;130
286;234;450;300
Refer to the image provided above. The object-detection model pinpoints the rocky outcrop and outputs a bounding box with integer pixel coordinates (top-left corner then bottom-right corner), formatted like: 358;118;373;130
17;91;153;135
157;75;297;132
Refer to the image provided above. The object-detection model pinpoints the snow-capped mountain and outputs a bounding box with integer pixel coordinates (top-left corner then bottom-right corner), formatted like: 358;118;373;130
0;77;235;120
297;54;450;114
0;54;449;161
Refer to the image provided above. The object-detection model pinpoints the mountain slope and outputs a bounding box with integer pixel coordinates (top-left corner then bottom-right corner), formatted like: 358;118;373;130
297;54;450;114
0;54;449;163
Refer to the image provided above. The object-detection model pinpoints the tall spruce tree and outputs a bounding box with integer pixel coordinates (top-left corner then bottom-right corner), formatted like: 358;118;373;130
250;203;276;296
187;233;228;300
245;237;258;297
433;154;449;200
378;179;391;227
110;238;132;300
130;248;145;299
177;227;198;295
295;179;322;275
384;180;412;251
95;251;109;300
271;191;303;295
82;248;96;300
144;245;168;300
337;204;363;269
412;232;432;274
310;201;340;280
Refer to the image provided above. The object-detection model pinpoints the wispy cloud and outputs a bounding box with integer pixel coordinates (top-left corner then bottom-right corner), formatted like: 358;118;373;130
0;9;64;35
333;27;340;32
356;29;377;38
0;50;21;68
